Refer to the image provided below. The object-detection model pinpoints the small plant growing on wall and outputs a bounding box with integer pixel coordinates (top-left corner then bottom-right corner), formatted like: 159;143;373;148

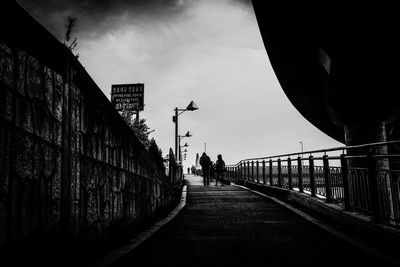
63;16;79;58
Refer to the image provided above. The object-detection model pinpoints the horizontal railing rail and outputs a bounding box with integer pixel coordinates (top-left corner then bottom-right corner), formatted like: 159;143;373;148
234;140;400;164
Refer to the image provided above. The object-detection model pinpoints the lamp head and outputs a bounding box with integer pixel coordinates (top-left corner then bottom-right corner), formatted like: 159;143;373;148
186;101;199;111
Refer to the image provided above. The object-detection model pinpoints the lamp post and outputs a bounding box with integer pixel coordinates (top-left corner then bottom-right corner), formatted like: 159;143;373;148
173;101;198;160
180;144;189;164
178;131;192;162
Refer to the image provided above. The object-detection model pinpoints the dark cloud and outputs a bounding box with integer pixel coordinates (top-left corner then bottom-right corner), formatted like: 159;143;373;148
18;0;186;14
234;0;252;4
231;0;253;13
16;0;254;43
16;0;189;39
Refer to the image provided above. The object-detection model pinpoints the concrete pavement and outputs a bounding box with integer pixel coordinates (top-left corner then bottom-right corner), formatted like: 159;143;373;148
111;175;396;266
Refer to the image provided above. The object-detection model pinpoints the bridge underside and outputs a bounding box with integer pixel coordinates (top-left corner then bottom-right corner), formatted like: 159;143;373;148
252;5;400;145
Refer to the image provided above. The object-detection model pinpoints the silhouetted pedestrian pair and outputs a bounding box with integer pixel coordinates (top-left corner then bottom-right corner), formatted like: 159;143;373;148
200;153;225;186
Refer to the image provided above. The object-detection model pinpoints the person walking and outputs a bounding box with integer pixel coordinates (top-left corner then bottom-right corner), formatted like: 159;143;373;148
210;162;215;183
191;165;196;176
215;154;226;186
199;152;211;186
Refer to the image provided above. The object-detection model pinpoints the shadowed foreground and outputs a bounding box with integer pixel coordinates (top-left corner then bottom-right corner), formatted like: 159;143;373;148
111;175;394;266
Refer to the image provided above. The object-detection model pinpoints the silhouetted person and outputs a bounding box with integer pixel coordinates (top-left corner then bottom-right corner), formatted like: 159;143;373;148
188;167;190;174
191;165;196;176
200;152;211;185
215;154;225;186
210;162;215;183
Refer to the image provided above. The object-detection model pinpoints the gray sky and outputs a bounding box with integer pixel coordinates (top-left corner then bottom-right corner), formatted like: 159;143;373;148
18;0;343;168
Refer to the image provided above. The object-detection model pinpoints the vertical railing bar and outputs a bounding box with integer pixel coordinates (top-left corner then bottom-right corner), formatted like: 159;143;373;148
241;162;244;181
309;155;316;197
277;158;282;188
256;161;260;183
269;159;273;186
244;162;247;181
251;161;254;182
297;156;303;193
262;160;266;184
367;152;382;222
288;157;293;190
323;155;332;203
247;161;250;181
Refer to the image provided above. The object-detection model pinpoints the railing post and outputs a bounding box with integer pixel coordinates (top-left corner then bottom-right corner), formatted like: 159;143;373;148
244;162;247;181
251;161;254;181
340;154;351;210
241;162;244;180
246;161;250;181
277;158;282;187
297;156;303;192
323;155;332;203
288;157;293;190
244;161;247;181
262;160;266;184
269;159;273;186
235;166;237;182
367;152;382;222
256;161;260;183
309;155;316;197
243;163;245;181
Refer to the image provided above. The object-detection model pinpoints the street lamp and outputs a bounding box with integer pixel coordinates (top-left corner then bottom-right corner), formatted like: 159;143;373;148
173;101;198;161
179;131;192;139
181;142;189;148
178;131;192;161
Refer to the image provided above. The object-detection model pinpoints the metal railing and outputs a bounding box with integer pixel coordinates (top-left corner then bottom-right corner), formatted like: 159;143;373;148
226;141;400;226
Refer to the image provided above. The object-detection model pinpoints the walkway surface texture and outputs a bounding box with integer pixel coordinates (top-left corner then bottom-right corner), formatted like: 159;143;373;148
111;175;396;267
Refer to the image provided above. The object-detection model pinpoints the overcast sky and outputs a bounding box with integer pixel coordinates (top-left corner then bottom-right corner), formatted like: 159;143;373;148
18;0;343;168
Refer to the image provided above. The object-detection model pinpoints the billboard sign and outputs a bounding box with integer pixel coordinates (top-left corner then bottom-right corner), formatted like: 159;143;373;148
111;83;144;111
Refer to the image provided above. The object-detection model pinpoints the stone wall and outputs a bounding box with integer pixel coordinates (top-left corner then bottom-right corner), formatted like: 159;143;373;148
0;0;176;259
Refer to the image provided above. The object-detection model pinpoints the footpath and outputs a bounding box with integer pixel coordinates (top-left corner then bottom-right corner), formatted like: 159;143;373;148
107;174;397;266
